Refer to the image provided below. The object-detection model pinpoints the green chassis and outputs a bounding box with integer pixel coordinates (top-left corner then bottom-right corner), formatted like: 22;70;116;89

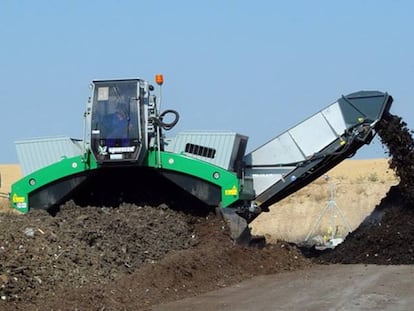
10;150;242;213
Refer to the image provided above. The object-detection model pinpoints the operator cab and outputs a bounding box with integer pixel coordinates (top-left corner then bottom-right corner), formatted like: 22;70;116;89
89;79;146;164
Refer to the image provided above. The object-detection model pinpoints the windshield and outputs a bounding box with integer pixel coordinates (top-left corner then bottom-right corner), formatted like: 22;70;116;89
92;81;139;143
90;80;141;162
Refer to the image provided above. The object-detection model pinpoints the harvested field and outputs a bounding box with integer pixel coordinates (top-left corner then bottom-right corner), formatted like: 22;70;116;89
251;158;397;243
0;164;21;212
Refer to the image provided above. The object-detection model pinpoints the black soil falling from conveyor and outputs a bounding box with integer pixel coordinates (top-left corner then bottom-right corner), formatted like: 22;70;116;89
316;113;414;264
377;113;414;202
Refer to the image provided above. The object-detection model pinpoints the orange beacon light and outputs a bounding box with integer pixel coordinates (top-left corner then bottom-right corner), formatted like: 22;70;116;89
155;74;164;85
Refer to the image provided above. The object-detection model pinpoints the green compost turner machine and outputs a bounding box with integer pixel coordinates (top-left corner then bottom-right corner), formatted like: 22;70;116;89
9;75;393;244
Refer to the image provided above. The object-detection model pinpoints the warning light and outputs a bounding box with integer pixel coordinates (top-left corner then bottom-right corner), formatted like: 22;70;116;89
155;74;164;85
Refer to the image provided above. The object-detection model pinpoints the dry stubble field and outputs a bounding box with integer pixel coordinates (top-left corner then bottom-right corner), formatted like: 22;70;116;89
0;164;21;212
251;158;398;243
0;159;397;243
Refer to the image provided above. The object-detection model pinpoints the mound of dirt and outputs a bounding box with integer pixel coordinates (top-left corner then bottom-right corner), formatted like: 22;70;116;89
0;202;311;310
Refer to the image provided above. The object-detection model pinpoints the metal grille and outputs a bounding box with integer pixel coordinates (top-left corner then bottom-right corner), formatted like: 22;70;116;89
185;143;216;159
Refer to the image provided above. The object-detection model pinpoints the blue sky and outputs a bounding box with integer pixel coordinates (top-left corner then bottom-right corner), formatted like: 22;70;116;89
1;1;413;163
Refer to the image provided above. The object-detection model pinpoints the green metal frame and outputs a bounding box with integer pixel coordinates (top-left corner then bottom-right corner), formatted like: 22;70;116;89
146;150;241;207
10;149;241;213
10;154;98;213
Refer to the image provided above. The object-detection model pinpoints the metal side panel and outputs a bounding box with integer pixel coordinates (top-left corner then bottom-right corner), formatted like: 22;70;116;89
321;102;347;136
29;174;89;210
245;133;306;166
146;150;242;208
244;91;392;208
161;170;221;206
288;113;338;156
245;101;346;167
164;131;248;171
16;136;84;176
244;167;294;198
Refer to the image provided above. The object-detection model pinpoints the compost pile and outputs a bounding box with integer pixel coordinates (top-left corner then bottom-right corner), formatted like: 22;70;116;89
0;202;310;311
318;113;414;264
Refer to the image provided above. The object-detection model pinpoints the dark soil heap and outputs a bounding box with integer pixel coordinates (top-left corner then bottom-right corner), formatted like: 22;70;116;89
318;113;414;264
0;201;310;311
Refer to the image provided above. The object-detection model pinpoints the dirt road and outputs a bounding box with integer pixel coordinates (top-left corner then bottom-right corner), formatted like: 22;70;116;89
153;264;414;311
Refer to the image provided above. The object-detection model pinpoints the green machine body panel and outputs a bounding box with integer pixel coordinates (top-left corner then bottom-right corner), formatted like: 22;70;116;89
10;150;241;213
11;155;98;213
146;150;241;208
